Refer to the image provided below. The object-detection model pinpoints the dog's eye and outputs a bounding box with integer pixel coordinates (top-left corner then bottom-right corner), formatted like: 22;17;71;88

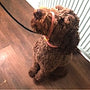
58;18;64;24
34;9;42;19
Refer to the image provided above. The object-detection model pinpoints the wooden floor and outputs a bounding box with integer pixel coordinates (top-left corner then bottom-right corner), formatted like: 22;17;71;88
0;0;90;89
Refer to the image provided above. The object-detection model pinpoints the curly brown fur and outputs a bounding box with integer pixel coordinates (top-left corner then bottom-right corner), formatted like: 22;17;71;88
29;5;79;81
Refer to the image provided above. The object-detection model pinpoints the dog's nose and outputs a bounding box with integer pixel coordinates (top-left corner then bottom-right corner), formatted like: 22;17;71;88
34;9;42;19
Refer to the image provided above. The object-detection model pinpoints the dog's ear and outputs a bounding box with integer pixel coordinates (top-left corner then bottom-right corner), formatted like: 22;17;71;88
60;30;80;54
64;14;75;24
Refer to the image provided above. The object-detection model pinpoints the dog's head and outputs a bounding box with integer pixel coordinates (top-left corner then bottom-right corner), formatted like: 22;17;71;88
31;6;79;35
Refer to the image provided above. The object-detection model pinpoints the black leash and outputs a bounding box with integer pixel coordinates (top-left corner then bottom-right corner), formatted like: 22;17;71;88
0;2;37;34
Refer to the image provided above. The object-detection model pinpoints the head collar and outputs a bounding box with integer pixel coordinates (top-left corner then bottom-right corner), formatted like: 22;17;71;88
44;11;58;48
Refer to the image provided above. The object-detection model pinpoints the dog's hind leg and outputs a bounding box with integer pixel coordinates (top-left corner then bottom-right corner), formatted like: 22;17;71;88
29;62;40;78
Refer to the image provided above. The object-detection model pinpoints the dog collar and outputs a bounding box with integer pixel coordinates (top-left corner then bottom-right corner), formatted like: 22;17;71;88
43;36;58;48
44;11;58;48
47;11;55;39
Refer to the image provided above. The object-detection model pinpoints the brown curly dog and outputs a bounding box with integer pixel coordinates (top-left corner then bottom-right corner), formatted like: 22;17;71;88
29;5;79;81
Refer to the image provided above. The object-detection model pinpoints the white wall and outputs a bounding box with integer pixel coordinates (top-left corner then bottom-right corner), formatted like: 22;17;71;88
26;0;40;9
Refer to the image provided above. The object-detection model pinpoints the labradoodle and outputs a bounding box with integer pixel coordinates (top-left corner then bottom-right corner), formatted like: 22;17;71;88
29;5;79;81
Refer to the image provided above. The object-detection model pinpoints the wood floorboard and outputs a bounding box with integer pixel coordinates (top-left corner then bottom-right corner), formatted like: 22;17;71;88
1;0;34;30
0;0;90;89
0;31;9;49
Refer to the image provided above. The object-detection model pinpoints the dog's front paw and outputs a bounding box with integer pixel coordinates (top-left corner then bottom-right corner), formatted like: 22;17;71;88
34;75;43;82
34;75;41;81
29;69;36;78
34;71;45;82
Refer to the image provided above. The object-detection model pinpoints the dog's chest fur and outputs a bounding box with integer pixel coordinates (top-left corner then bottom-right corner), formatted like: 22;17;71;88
33;36;71;70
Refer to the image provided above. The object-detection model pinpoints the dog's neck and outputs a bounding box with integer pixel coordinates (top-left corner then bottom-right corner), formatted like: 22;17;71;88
44;11;59;48
43;36;58;48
